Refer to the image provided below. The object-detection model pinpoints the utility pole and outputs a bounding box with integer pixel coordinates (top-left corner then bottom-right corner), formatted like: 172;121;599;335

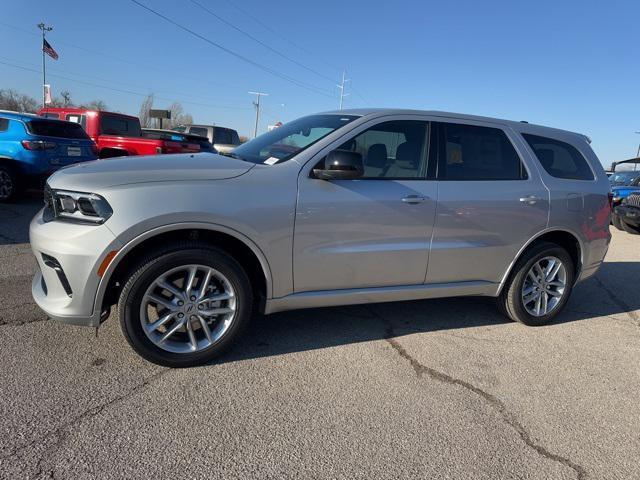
337;69;350;110
37;22;53;108
635;131;640;160
249;91;268;138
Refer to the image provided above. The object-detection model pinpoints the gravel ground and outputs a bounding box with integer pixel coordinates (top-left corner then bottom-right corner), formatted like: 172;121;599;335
0;196;638;479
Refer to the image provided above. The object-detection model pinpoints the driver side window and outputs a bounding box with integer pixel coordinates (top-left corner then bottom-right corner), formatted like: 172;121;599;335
337;120;429;179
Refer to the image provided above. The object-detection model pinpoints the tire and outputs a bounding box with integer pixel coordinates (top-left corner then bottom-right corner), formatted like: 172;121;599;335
0;164;19;203
611;212;624;231
498;241;575;326
620;219;640;235
118;243;253;367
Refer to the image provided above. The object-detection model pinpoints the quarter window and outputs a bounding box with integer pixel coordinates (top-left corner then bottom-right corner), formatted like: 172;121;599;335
337;120;428;179
0;118;8;132
437;123;526;180
523;134;594;180
65;114;87;130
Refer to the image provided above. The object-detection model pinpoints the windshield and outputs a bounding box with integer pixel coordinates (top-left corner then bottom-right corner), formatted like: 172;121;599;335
232;114;358;164
610;171;640;184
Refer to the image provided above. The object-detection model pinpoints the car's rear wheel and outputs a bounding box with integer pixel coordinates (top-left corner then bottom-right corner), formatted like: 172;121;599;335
498;242;574;326
118;244;253;367
0;165;18;203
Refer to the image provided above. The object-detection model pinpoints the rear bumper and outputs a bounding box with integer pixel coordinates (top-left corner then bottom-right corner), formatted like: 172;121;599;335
29;209;123;327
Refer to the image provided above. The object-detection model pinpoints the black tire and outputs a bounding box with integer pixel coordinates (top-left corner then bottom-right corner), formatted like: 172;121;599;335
497;241;575;326
118;243;253;367
0;164;19;203
611;212;624;231
620;218;640;235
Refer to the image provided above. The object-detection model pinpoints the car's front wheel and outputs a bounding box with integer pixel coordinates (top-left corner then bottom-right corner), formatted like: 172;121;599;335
498;242;575;326
118;244;253;367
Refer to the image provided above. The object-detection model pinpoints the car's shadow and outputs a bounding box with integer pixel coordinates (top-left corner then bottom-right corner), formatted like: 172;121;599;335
0;192;42;245
217;259;640;365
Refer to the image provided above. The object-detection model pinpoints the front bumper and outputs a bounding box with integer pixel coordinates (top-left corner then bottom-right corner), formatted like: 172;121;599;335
614;205;640;227
30;208;123;327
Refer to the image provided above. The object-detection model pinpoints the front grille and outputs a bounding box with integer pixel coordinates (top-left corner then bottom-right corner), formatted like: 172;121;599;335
627;193;640;208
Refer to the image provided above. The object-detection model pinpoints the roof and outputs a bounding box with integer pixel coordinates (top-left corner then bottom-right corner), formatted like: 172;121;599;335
0;110;40;120
320;108;589;141
39;107;138;119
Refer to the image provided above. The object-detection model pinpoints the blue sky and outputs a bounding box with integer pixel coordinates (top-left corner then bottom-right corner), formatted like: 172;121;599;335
1;0;639;167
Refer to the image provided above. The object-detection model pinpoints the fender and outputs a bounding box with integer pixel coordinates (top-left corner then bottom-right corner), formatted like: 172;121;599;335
91;221;274;318
496;227;585;296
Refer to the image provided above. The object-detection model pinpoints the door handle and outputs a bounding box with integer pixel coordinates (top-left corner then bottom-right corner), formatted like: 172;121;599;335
519;195;542;205
402;195;429;204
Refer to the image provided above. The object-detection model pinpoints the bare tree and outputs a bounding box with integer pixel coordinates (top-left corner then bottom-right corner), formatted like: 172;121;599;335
167;101;193;128
61;90;72;106
81;100;107;111
138;94;154;128
0;89;38;113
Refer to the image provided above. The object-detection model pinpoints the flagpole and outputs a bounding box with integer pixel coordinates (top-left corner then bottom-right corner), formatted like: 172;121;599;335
37;22;53;108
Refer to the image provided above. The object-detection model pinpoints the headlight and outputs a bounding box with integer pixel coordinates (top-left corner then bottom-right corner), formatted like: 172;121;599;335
44;186;113;224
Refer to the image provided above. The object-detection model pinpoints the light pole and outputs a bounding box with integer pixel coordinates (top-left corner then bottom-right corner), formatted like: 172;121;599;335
37;22;53;108
249;91;268;138
635;131;640;159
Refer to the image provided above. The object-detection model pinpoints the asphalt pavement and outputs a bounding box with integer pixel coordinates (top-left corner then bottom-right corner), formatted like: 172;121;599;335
1;195;638;479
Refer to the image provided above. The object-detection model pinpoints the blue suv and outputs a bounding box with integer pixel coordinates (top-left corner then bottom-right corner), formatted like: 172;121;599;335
0;111;97;202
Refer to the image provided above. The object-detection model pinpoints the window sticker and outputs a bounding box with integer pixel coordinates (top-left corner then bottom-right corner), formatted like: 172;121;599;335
264;157;279;165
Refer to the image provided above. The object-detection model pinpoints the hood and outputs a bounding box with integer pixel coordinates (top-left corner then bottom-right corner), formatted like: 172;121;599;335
47;152;254;191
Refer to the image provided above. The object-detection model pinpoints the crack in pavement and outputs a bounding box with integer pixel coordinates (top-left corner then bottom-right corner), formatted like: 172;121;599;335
592;277;639;327
384;328;587;479
1;368;170;478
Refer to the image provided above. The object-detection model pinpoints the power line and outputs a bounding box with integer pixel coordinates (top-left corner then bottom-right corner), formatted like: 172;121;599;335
129;0;335;99
0;20;241;92
219;0;341;73
189;0;337;84
0;54;246;105
0;60;251;111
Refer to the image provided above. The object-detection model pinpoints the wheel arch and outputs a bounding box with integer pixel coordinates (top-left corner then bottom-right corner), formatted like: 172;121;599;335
497;228;584;296
95;223;273;318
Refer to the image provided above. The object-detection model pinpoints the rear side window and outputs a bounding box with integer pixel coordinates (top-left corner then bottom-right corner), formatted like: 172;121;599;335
189;126;209;138
523;134;594;180
65;114;87;130
0;118;8;132
437;123;526;180
100;114;142;137
26;120;89;139
214;128;232;144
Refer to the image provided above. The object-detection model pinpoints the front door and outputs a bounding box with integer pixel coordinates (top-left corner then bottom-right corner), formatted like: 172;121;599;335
426;121;549;285
293;120;437;292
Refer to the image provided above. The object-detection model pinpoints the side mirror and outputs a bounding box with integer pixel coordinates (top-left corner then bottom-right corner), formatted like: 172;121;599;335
313;149;364;180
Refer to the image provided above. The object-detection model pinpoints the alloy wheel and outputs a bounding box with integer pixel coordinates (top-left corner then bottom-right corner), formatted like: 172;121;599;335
140;264;237;354
0;170;13;200
521;256;567;317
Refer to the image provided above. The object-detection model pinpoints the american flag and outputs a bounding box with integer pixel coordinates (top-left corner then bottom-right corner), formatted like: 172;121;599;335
42;39;59;60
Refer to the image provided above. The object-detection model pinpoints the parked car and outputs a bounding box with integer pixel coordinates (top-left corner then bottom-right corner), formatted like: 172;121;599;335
610;176;640;207
141;128;214;153
30;109;611;367
612;192;640;234
172;124;240;153
38;107;199;158
0;110;97;202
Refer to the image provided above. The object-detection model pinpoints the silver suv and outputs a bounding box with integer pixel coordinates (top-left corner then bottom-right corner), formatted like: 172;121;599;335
30;109;611;367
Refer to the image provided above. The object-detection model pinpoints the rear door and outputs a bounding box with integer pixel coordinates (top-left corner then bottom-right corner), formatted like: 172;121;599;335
293;118;437;292
425;121;549;285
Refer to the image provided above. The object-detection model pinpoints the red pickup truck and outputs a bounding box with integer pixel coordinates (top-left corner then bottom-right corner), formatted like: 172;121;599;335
38;108;200;158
